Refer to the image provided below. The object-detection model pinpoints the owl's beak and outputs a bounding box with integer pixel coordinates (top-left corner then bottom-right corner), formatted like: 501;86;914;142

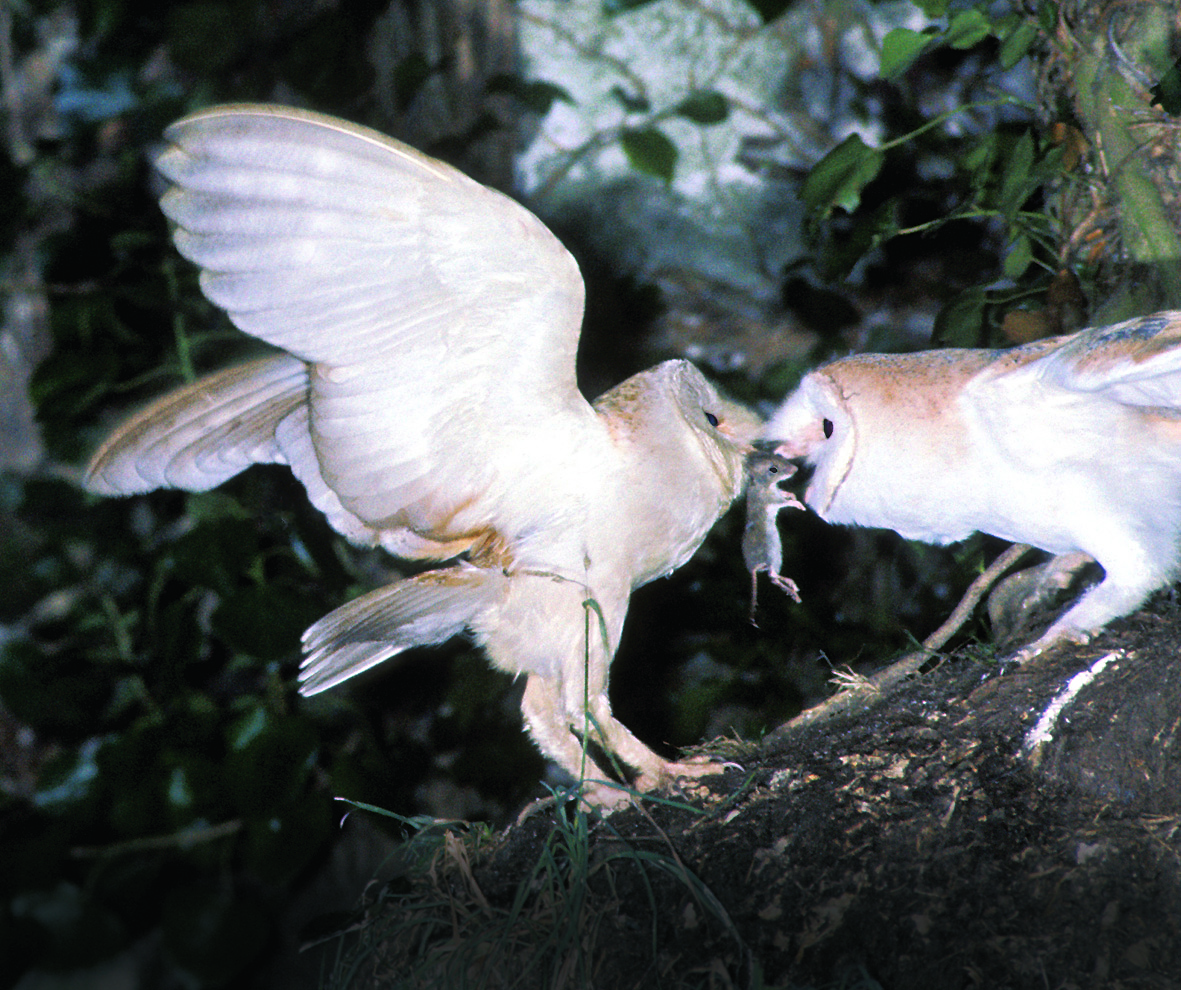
717;410;763;453
772;439;808;460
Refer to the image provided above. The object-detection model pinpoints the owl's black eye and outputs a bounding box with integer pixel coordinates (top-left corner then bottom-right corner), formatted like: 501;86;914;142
705;411;719;427
822;418;834;438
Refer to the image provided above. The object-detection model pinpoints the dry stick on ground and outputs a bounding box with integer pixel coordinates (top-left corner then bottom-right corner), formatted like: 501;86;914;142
767;543;1034;743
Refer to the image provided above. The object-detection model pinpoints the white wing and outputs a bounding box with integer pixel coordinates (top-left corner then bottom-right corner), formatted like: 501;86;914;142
1035;310;1181;408
155;104;598;549
85;355;306;494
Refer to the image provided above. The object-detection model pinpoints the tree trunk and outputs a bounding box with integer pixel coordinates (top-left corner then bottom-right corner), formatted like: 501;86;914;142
1048;0;1181;317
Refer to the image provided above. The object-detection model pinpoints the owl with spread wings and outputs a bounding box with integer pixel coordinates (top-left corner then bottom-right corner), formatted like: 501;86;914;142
86;105;761;808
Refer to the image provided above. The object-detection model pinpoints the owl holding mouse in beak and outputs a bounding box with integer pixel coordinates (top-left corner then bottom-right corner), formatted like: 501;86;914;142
762;310;1181;657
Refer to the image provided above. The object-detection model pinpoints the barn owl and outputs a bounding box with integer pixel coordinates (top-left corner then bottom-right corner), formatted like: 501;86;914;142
741;452;803;625
763;311;1181;656
85;105;761;808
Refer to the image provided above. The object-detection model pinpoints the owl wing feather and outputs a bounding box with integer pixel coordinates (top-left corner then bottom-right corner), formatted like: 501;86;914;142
299;563;507;694
102;104;597;553
85;354;307;494
1037;310;1181;408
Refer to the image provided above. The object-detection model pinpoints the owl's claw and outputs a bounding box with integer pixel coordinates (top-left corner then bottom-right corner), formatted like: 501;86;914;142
1008;626;1092;664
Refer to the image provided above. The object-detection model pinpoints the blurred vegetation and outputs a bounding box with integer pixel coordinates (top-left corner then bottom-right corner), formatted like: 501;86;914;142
1;0;1179;987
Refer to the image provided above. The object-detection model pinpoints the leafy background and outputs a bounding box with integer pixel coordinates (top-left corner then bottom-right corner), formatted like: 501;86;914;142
2;0;1178;987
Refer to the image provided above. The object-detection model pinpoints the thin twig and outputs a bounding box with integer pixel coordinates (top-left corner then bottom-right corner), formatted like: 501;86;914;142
70;819;242;858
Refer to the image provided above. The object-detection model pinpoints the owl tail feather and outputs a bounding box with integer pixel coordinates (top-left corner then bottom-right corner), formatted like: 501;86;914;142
298;563;506;696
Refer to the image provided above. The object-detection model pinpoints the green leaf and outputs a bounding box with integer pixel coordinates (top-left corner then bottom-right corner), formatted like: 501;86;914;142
933;289;987;347
487;75;573;114
945;9;993;49
277;10;375;106
744;0;793;23
228;703;270;752
185;490;249;525
211;584;320;661
912;0;949;15
880;28;932;79
1003;234;1033;278
1036;0;1057;34
675;90;729;125
602;0;660;13
801;134;884;215
620;127;678;183
166;517;258;594
999;20;1040;70
0;642;113;739
996;131;1035;220
392;52;434;112
29;347;118;423
962;132;998;191
33;744;103;811
521;80;573;113
814;199;900;280
167;4;243;74
1151;57;1181;115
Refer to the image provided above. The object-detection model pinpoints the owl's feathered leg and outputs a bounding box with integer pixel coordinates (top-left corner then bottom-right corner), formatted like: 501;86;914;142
1014;545;1175;660
581;692;721;796
988;551;1096;645
522;655;723;810
519;675;629;810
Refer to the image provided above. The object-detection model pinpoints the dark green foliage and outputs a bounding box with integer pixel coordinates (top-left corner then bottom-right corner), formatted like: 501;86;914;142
1151;56;1181;114
800;134;885;217
620;127;678;183
0;4;542;985
793;4;1083;343
674;89;729;125
161;879;271;984
486;75;574;115
743;0;796;25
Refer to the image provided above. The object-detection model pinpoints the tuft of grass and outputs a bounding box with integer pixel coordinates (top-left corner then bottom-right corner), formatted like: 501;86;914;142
314;590;762;989
316;791;762;990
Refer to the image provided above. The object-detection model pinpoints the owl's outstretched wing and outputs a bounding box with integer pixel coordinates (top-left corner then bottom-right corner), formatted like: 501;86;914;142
94;104;598;556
